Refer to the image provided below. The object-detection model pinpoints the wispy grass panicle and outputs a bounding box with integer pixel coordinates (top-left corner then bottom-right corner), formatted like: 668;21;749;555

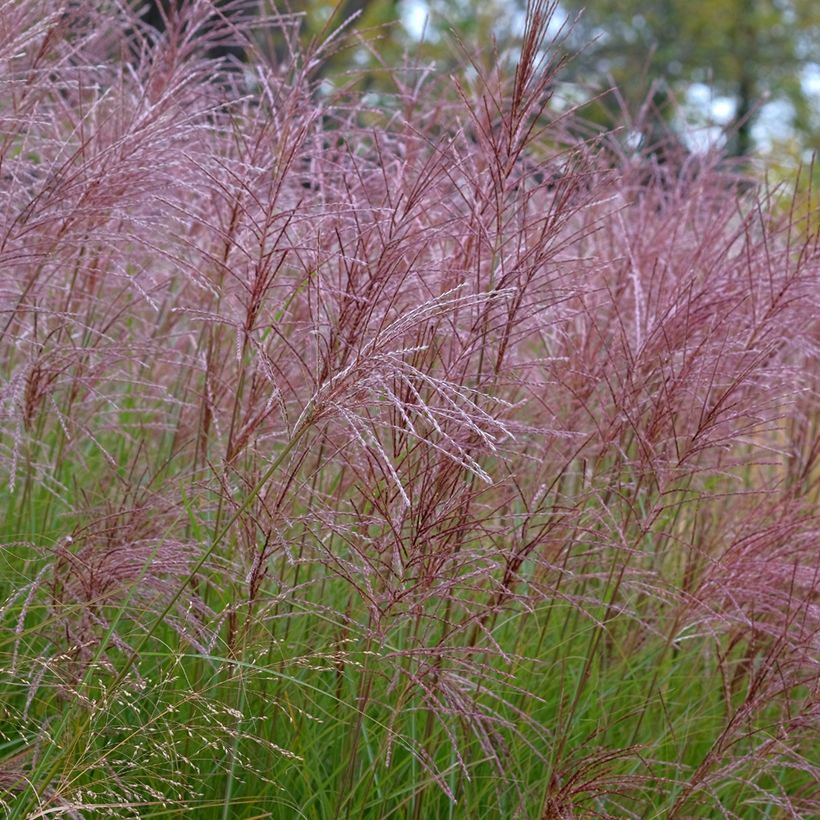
0;1;818;817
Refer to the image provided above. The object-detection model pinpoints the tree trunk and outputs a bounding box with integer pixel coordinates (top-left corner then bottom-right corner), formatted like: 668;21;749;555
730;4;757;157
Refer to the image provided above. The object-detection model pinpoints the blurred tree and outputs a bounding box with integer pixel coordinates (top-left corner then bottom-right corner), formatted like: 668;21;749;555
134;1;818;164
135;1;404;88
135;1;528;87
557;0;820;157
293;0;527;90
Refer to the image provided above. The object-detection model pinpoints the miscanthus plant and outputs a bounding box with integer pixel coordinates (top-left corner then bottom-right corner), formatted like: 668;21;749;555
0;1;818;817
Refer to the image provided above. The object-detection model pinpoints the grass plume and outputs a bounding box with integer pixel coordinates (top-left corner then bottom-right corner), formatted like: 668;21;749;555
1;1;818;816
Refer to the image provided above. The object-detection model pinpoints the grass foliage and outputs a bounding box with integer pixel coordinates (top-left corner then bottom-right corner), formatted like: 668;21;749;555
1;1;818;817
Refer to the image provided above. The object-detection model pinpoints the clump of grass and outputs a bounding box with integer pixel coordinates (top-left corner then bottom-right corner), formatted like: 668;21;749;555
1;1;818;817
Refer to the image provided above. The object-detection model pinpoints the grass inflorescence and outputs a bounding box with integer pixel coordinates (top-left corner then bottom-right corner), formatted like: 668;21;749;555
1;1;818;817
